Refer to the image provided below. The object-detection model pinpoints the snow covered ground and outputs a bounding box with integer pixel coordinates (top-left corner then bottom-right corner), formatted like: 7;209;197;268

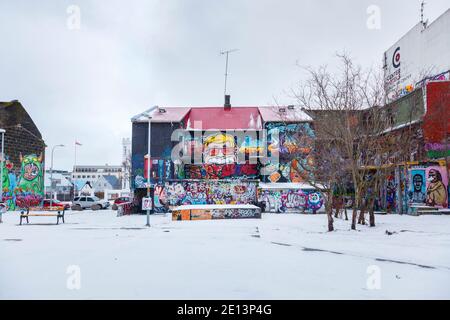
1;210;449;299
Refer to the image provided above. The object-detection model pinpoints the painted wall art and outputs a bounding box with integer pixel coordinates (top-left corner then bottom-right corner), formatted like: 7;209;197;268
258;188;324;213
261;123;315;183
425;166;448;208
172;207;261;221
152;181;257;213
1;153;44;210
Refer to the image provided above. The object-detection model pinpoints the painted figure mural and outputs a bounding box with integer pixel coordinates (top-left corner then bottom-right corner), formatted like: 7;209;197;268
203;133;236;165
0;153;44;210
425;168;448;208
409;170;426;203
262;123;315;183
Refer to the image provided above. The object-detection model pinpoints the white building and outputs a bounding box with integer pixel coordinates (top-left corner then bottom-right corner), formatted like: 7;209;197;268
93;175;121;193
383;9;450;102
44;170;73;201
72;164;123;185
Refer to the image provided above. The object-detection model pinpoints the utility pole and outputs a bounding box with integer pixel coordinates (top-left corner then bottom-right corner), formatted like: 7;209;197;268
50;144;65;207
220;49;239;96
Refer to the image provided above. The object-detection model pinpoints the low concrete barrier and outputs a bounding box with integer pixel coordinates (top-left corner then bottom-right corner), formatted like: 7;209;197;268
172;204;261;221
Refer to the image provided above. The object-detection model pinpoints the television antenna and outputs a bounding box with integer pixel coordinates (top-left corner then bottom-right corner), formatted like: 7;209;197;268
220;49;239;96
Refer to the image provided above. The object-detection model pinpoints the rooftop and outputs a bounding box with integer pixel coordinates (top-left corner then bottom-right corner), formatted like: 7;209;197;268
131;105;313;128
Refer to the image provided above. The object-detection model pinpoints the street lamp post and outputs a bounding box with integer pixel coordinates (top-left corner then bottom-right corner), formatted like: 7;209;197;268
50;144;65;207
0;129;5;223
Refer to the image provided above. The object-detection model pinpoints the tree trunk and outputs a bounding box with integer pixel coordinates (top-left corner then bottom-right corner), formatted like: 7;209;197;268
369;198;375;227
358;208;366;225
327;191;334;232
351;207;357;230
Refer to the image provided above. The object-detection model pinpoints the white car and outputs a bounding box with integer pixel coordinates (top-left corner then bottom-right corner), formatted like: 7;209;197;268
72;196;110;210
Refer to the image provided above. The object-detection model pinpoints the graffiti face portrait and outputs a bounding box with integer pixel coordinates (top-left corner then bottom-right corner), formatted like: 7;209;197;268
413;174;423;192
426;168;448;208
427;169;441;183
203;133;236;165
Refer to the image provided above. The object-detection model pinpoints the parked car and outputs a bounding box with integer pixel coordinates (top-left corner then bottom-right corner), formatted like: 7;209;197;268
43;199;71;210
72;196;110;210
112;196;131;210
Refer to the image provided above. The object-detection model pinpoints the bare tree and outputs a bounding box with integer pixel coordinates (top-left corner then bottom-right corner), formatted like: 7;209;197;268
292;53;393;230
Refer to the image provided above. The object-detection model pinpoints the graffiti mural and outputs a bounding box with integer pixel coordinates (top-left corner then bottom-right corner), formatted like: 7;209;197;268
385;175;397;212
172;206;261;221
150;181;258;213
425;167;448;208
0;153;44;210
203;133;236;165
262;123;315;183
409;169;426;204
258;189;323;213
185;163;258;180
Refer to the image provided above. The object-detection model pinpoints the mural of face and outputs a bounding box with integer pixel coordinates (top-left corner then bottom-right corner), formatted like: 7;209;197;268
413;174;423;192
203;133;236;165
17;153;44;195
426;169;448;207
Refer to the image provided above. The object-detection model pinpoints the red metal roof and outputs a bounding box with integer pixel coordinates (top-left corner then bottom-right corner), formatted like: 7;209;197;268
184;107;262;130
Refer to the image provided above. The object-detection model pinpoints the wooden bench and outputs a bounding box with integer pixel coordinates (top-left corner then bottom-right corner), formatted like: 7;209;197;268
20;207;65;225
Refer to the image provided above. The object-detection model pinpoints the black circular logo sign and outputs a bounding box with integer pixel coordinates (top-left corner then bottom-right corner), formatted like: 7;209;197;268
392;47;401;68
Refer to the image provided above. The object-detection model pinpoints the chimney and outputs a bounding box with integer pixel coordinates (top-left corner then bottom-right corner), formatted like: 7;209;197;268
224;95;231;110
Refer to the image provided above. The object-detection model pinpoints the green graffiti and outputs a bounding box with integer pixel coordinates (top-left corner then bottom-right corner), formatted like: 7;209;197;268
16;153;44;195
1;162;8;190
427;150;450;159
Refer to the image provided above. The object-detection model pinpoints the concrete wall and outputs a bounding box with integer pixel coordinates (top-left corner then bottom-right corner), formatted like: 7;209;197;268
384;9;450;102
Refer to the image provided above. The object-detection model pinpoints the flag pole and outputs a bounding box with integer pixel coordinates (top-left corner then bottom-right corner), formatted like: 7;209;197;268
74;141;78;197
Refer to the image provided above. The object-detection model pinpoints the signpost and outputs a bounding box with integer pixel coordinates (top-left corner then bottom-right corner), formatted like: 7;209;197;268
142;197;153;211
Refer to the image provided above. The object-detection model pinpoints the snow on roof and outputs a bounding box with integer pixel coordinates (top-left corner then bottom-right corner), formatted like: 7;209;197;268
131;106;191;123
44;173;73;187
73;179;92;190
132;105;316;127
258;106;312;123
258;183;318;190
103;175;121;189
184;107;262;130
173;204;260;210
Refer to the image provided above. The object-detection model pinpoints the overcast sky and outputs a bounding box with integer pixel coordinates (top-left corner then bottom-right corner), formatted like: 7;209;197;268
0;0;448;171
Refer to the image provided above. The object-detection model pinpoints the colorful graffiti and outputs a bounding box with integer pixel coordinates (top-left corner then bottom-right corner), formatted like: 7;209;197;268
407;166;449;209
258;189;323;213
385;175;397;212
203;133;236;165
152;181;257;213
185;163;258;180
172;206;261;221
425;167;448;208
262;123;315;183
1;153;44;210
263;158;313;183
425;143;450;159
409;169;426;204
